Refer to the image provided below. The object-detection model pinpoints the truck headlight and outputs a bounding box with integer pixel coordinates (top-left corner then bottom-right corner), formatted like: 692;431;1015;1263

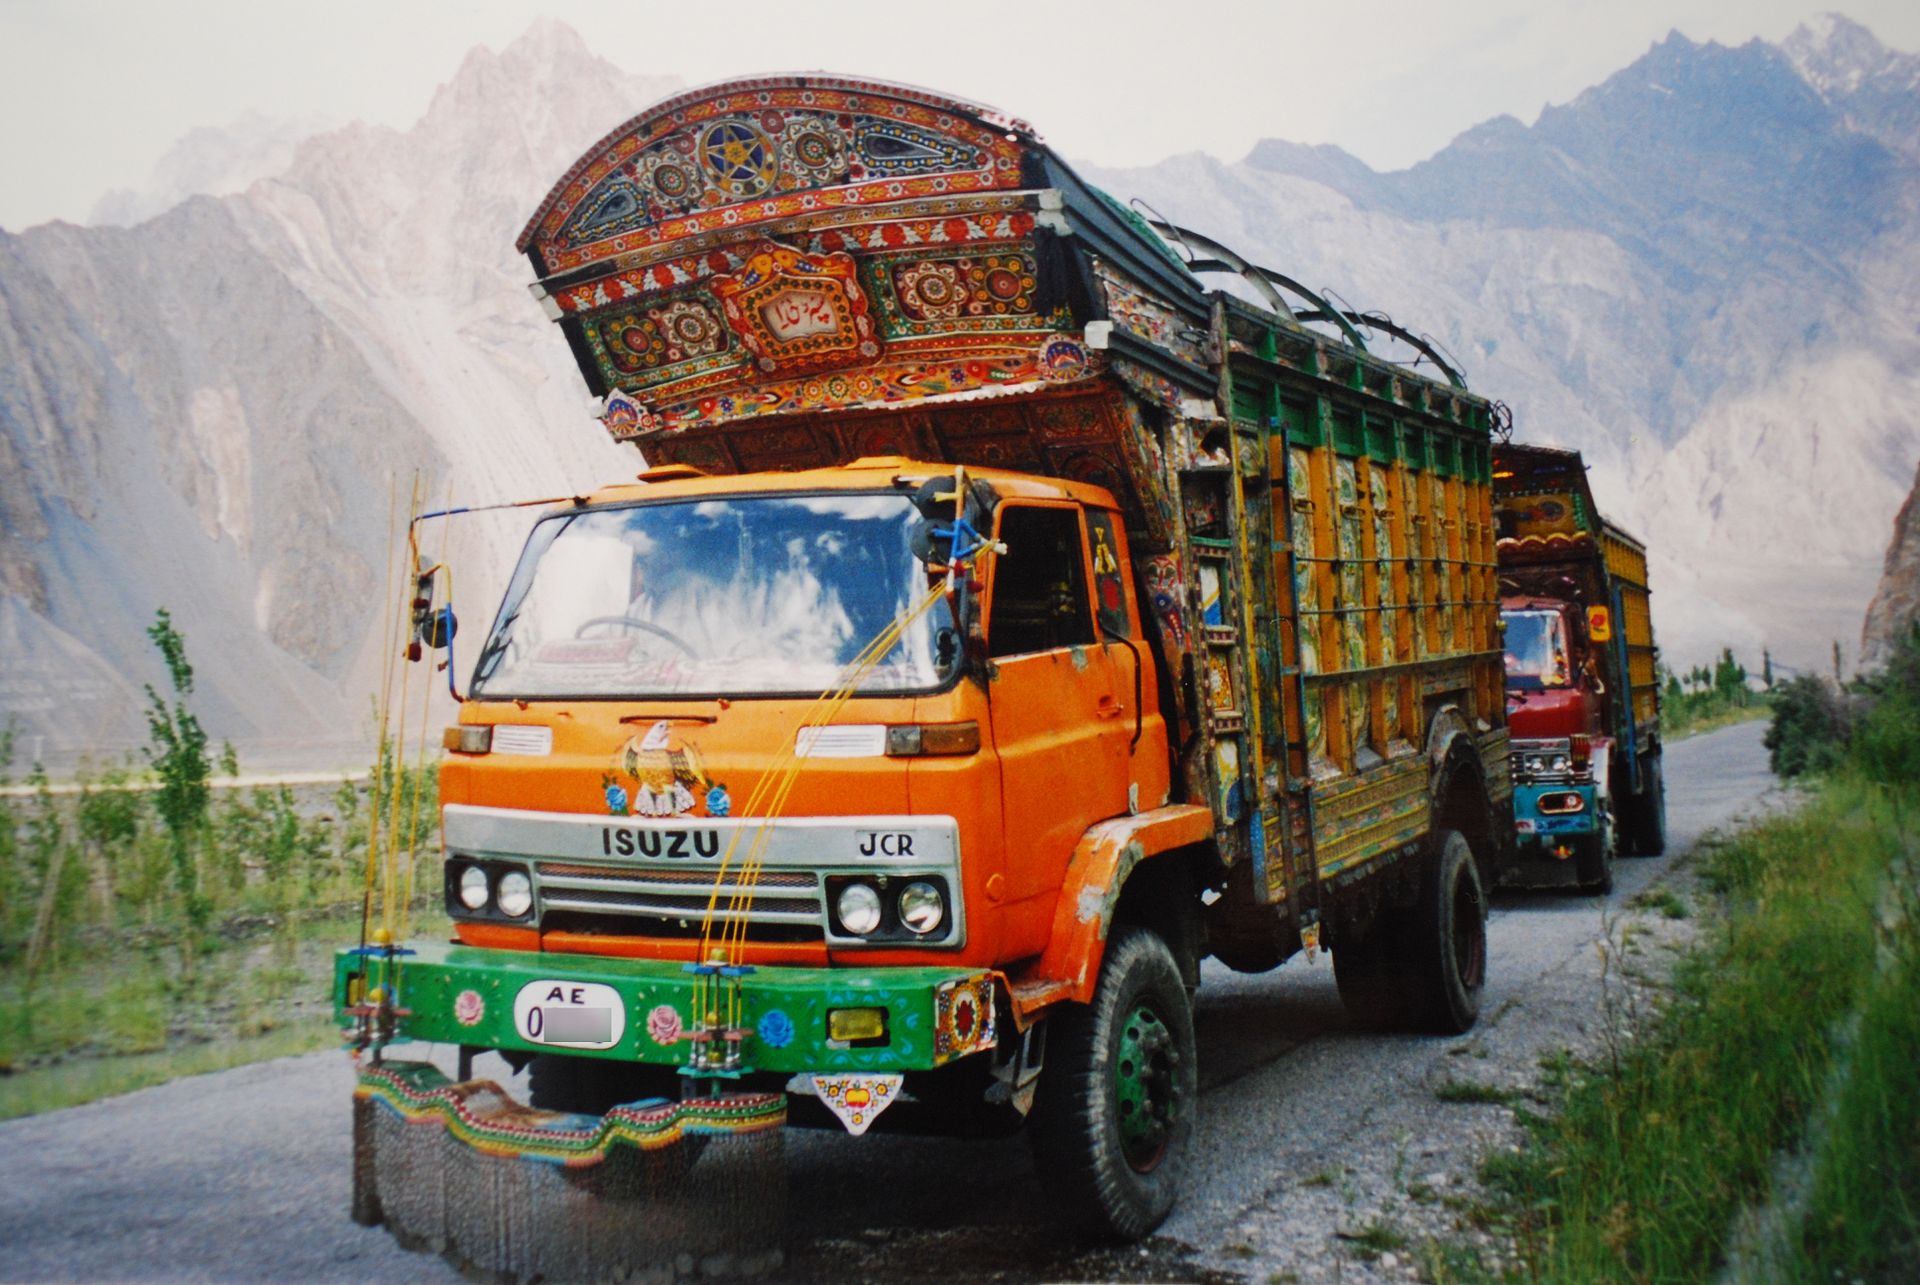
898;881;945;935
835;882;883;935
496;870;533;918
458;864;491;910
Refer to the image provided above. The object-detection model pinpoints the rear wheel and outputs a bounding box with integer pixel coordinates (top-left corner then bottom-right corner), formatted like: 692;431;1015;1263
1403;830;1487;1034
1624;756;1666;856
1030;926;1197;1240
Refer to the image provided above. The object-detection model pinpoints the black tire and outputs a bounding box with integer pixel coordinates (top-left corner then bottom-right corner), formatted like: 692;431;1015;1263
1625;756;1666;856
1573;831;1614;894
1402;830;1487;1034
528;1054;679;1115
1334;912;1410;1030
1029;926;1197;1241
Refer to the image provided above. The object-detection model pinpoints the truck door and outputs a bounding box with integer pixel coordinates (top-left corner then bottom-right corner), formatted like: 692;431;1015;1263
984;503;1131;935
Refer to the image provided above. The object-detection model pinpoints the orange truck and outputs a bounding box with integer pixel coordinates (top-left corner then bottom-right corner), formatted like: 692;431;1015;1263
340;75;1515;1238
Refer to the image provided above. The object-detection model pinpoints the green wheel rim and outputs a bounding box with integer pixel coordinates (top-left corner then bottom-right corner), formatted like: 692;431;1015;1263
1115;1002;1180;1172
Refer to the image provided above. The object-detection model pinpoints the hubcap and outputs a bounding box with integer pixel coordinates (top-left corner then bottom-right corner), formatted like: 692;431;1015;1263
1453;873;1487;989
1115;1003;1181;1173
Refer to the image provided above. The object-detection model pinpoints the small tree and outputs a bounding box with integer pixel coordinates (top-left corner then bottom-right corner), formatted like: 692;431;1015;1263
76;760;143;924
1764;675;1849;777
142;609;213;946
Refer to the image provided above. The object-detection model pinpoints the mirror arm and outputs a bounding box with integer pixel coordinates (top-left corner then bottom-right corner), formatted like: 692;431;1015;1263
1099;620;1145;752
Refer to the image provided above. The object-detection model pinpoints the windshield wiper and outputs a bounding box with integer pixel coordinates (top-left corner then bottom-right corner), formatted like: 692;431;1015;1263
471;609;520;685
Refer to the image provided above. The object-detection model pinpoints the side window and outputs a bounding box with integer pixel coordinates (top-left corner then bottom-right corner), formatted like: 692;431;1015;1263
988;506;1096;658
1084;509;1131;639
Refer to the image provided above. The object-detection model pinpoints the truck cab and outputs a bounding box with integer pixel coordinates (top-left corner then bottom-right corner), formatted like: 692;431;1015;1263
1502;594;1612;883
438;460;1169;981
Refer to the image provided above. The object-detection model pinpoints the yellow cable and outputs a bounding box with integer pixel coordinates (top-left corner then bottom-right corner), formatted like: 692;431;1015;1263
360;481;401;923
398;479;456;945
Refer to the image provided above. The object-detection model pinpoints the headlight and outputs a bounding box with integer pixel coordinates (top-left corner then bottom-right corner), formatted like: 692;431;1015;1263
496;870;533;918
1550;755;1571;773
836;882;883;935
898;881;945;935
458;864;490;910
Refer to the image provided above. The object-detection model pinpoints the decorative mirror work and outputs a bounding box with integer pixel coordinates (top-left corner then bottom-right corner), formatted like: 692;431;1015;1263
520;79;1087;442
520;79;1028;275
710;243;878;375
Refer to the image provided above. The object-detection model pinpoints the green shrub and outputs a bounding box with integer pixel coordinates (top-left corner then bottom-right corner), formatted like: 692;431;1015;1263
1764;674;1850;777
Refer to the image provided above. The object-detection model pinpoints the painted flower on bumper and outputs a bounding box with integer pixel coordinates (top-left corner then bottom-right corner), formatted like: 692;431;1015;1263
756;1009;795;1049
646;1004;684;1046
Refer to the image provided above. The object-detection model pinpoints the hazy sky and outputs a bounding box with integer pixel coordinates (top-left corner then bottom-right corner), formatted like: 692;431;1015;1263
2;1;1915;231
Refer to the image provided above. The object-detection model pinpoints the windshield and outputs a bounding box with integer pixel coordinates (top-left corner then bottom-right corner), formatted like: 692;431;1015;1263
470;492;955;699
1503;609;1571;689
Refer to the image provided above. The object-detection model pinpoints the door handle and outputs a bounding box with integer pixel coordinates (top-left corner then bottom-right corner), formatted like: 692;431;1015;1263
1097;695;1125;719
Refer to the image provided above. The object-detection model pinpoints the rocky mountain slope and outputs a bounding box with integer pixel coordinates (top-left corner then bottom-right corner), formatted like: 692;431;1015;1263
1862;457;1920;667
1084;14;1920;670
0;21;672;765
1;15;1914;761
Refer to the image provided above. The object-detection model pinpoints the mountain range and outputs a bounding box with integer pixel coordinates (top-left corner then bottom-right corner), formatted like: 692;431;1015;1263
1;14;1915;763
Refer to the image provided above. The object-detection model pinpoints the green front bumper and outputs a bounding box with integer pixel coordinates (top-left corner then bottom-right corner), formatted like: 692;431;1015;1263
333;942;997;1075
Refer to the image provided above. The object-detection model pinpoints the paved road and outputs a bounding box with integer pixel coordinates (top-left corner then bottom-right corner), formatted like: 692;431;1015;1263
0;720;1777;1283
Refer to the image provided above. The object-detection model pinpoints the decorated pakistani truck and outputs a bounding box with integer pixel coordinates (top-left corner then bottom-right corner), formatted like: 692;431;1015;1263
1494;443;1664;893
340;75;1516;1276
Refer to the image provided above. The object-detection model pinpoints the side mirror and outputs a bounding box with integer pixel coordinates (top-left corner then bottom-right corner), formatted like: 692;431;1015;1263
419;606;458;651
909;476;962;567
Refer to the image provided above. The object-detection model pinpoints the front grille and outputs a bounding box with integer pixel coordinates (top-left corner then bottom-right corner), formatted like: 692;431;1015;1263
531;862;824;939
539;910;823;943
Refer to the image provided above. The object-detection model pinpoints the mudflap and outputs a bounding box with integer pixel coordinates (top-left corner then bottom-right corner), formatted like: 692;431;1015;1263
351;1059;787;1282
1502;845;1590;890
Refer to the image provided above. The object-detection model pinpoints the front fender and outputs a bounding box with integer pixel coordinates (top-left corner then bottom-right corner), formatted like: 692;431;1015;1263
1006;803;1213;1023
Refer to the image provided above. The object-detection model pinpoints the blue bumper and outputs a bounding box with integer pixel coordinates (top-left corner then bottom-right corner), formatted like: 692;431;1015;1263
1513;781;1599;850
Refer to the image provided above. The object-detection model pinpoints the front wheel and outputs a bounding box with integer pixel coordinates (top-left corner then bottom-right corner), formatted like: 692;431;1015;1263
1029;926;1197;1240
1573;815;1616;895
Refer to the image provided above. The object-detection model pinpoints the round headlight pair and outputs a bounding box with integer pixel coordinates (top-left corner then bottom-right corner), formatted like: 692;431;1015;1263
498;871;533;918
834;880;944;937
897;881;944;935
458;865;490;910
836;882;883;935
454;864;532;918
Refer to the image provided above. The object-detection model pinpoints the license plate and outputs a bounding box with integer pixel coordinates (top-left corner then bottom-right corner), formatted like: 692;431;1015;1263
512;980;626;1050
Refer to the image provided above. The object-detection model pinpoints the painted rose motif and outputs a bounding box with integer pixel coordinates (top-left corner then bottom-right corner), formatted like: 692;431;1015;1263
646;1004;683;1046
453;989;485;1027
756;1009;795;1049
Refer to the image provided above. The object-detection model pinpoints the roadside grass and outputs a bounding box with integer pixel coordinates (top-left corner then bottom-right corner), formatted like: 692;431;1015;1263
1793;854;1920;1279
1441;778;1917;1281
1627;885;1690;920
1433;1079;1523;1106
1340;1218;1410;1261
1664;698;1770;742
0;897;447;1120
0;1023;341;1118
1;707;442;1119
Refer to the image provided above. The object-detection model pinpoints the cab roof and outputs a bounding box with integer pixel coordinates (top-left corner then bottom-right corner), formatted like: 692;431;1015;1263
577;456;1122;513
